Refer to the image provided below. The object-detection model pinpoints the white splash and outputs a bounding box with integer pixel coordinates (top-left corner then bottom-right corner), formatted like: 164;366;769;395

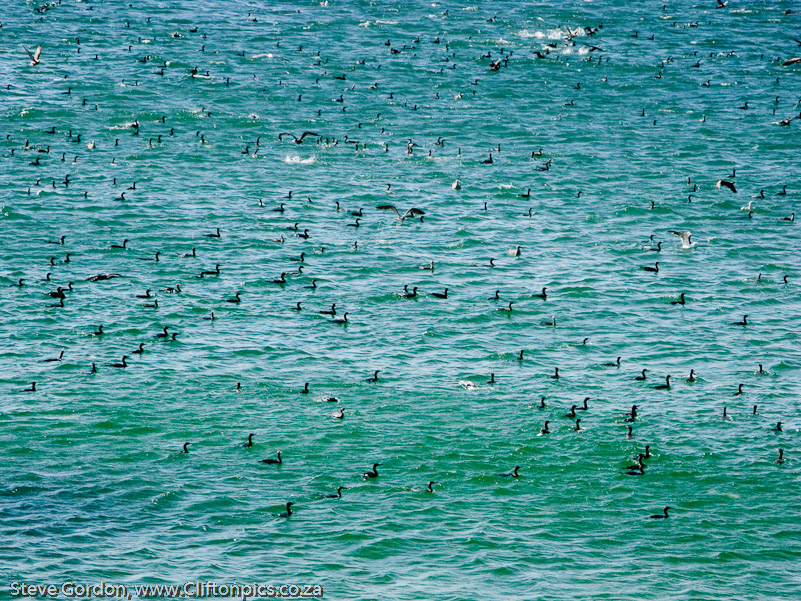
283;155;316;165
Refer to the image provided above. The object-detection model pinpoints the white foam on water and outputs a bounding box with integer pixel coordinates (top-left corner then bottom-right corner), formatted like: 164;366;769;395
283;155;316;165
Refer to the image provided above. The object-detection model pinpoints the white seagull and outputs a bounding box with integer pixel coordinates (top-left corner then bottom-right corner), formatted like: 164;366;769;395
24;45;42;66
668;230;697;249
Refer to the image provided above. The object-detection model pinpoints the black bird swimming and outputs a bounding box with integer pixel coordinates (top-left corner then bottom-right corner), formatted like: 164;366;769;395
732;315;748;325
650;507;670;519
182;442;190;453
625;454;646;471
277;502;293;518
323;487;345;499
368;370;380;382
206;228;221;238
641;262;659;273
604;357;622;368
635;369;648;381
671;293;686;305
403;286;418;299
540;421;550;434
533;287;547;300
261;451;283;464
654;375;671;390
772;422;783;432
499;466;520;478
625;405;638;423
243;433;255;448
432;288;448;299
110;356;128;368
363;463;381;478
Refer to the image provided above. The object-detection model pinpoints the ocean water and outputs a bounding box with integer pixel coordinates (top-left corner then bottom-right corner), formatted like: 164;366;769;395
1;0;800;599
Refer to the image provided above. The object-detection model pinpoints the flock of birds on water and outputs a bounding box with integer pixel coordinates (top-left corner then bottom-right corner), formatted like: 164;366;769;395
4;0;799;524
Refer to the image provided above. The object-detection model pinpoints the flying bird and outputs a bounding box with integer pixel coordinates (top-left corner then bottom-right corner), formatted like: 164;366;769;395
376;204;425;223
24;45;42;65
715;180;737;193
278;131;318;143
668;230;697;249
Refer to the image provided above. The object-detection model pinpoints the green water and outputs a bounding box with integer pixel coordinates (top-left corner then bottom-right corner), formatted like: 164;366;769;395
1;1;800;599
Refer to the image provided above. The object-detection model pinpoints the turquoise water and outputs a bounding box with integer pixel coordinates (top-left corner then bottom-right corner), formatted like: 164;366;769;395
2;0;800;599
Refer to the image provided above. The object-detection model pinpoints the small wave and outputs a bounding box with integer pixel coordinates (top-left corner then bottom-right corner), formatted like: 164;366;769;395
359;21;370;27
249;53;274;60
375;20;398;25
